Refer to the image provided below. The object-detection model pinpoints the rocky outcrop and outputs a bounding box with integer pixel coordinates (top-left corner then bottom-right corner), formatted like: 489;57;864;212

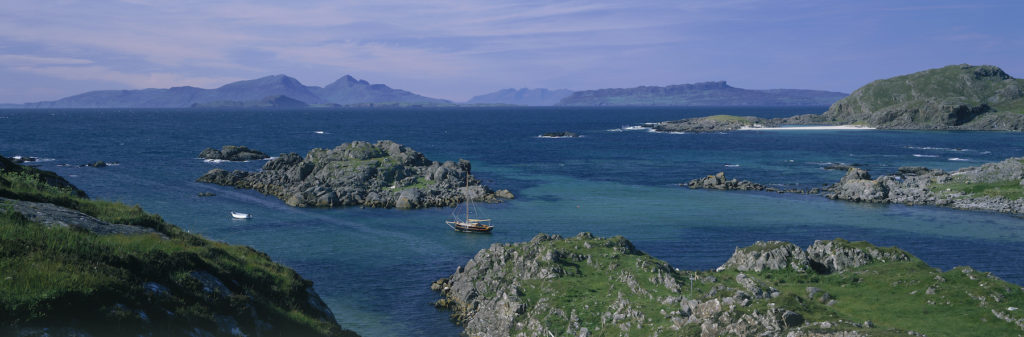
653;115;776;133
686;172;818;194
539;131;579;138
805;239;911;273
718;238;910;274
199;145;269;161
689;157;1024;215
718;241;809;272
826;157;1024;214
197;140;513;209
1;197;163;237
433;234;1018;336
687;172;767;191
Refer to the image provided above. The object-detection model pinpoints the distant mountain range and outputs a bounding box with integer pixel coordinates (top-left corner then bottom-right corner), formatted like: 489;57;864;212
466;88;574;106
556;81;847;106
5;76;851;108
17;74;449;108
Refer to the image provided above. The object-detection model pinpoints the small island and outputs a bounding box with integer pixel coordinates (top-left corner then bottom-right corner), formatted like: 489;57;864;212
539;131;580;138
197;140;513;209
653;115;773;133
432;233;1024;336
198;145;269;161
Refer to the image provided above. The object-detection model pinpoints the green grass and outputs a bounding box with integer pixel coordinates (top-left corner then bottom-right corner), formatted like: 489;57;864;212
395;177;435;191
754;260;1024;337
0;167;347;336
513;236;692;336
482;234;1024;336
703;114;757;124
931;179;1024;200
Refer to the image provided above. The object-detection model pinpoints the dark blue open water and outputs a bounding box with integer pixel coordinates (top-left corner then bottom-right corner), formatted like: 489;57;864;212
2;107;1023;336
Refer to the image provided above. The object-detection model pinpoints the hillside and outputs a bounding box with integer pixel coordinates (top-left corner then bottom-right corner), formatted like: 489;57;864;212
556;81;846;106
309;75;449;105
433;233;1024;336
21;75;447;108
0;155;359;336
467;88;573;106
815;64;1024;130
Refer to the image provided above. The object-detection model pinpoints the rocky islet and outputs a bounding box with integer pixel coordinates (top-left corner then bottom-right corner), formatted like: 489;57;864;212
687;157;1024;215
198;145;270;161
197;140;513;209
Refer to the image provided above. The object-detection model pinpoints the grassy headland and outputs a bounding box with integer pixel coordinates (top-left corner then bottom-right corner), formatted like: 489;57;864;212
0;156;357;336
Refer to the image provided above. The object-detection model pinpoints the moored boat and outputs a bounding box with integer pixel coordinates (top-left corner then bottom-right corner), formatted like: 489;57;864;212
446;173;493;233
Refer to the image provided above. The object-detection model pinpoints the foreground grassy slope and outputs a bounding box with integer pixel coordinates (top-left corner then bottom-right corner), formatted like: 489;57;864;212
435;234;1024;336
0;157;357;336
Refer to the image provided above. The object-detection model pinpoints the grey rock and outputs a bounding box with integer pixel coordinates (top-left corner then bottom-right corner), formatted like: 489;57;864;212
199;145;269;161
686;172;766;191
806;239;911;273
1;197;164;237
719;241;809;272
782;310;804;328
826;157;1024;215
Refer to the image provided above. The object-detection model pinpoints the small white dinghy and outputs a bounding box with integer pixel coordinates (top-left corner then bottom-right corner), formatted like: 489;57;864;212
231;211;252;219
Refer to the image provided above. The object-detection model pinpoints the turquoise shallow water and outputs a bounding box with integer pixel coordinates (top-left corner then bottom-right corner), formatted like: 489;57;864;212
2;107;1023;336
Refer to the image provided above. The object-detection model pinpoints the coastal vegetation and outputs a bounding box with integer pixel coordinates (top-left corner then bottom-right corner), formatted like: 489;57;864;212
817;64;1024;129
0;156;357;336
433;233;1024;336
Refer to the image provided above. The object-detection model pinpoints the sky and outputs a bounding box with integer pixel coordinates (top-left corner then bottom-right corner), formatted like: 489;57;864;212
1;0;1022;103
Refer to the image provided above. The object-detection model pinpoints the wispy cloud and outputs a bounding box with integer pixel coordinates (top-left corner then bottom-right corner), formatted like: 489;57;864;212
0;0;1022;102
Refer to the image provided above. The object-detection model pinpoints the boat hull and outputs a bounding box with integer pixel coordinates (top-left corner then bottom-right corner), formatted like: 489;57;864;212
453;224;493;233
447;221;493;233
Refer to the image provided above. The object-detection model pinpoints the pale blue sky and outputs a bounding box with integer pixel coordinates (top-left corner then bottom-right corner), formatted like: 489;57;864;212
1;0;1021;103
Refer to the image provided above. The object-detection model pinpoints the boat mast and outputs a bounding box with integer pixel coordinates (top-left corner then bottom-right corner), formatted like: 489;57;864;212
465;171;470;223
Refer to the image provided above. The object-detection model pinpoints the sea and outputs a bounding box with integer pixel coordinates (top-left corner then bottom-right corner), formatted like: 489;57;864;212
1;107;1023;336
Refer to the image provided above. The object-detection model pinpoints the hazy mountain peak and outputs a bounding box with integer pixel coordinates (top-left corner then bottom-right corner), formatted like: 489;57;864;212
327;75;371;88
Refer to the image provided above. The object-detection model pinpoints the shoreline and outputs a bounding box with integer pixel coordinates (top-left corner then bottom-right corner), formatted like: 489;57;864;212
739;125;875;131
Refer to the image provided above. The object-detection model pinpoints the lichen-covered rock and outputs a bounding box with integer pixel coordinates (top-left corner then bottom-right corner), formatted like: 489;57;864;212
825;168;889;202
806;239;911;273
719;241;809;272
197;140;512;209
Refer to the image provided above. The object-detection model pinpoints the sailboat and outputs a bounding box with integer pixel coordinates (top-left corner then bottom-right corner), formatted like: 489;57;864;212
446;173;493;233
